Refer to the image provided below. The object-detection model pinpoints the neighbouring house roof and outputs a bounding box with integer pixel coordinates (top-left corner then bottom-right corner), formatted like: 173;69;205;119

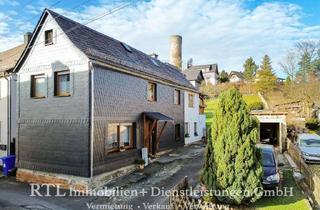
14;9;195;91
187;64;218;74
229;71;245;80
183;69;205;82
0;44;26;72
144;112;174;122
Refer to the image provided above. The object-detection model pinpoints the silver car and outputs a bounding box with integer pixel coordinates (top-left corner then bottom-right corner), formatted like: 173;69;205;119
297;133;320;163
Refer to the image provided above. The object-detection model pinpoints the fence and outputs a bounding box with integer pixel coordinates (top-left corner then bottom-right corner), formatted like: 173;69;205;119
168;176;254;210
287;139;320;206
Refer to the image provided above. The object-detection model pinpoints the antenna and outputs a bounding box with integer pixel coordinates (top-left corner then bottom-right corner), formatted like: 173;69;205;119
187;58;193;68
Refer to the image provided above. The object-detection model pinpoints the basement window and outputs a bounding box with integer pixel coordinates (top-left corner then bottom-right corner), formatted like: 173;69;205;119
121;42;132;53
45;29;53;45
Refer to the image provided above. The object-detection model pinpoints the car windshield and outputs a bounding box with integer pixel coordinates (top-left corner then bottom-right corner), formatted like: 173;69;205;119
262;151;275;167
300;139;320;147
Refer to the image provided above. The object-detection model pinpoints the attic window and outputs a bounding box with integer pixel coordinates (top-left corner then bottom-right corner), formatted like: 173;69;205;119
45;29;53;45
151;58;159;66
121;42;132;52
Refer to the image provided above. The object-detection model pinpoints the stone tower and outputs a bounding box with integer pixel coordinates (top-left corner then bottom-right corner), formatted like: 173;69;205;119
169;35;182;70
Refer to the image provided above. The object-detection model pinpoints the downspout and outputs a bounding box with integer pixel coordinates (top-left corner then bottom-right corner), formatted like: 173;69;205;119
89;61;94;178
4;73;10;156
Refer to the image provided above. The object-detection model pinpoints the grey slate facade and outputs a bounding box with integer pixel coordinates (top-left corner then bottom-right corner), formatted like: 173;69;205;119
14;9;196;178
92;65;185;175
17;71;91;177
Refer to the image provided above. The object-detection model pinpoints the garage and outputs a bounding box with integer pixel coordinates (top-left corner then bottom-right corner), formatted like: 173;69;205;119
250;111;287;152
260;123;280;147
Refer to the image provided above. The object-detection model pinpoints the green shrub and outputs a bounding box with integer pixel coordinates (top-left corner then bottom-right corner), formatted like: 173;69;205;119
247;102;264;110
202;88;263;205
305;118;320;131
134;159;145;165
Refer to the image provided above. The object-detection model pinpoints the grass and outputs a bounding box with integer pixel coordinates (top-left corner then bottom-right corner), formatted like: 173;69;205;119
204;94;262;128
243;95;261;105
255;169;310;210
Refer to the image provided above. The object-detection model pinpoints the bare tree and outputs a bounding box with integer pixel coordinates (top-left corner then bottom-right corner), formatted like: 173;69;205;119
279;51;299;80
295;40;320;59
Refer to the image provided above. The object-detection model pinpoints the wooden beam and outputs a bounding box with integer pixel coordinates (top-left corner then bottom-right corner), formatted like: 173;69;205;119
156;121;167;151
143;114;148;147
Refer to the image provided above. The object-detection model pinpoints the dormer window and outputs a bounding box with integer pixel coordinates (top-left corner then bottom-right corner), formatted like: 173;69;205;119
121;42;132;52
45;29;53;45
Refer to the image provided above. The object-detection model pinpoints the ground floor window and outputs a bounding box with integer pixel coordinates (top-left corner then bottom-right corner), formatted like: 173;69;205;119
106;123;135;153
184;122;190;137
175;124;181;141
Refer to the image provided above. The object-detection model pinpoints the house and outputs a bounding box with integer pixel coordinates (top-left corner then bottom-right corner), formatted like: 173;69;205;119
229;71;245;83
182;62;206;144
0;33;30;157
183;68;204;90
186;64;219;85
277;77;285;85
13;9;197;189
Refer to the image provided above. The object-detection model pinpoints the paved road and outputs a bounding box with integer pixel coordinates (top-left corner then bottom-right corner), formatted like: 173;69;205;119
0;145;205;210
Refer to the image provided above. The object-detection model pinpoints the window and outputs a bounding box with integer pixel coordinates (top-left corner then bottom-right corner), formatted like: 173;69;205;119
175;124;180;141
194;122;198;136
45;29;53;45
54;70;70;97
174;89;181;105
184;122;190;137
31;74;46;98
147;82;157;101
121;42;132;52
106;123;134;153
188;94;194;108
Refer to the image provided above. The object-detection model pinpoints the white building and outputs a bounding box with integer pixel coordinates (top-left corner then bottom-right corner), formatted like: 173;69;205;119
229;71;245;83
0;33;28;157
183;69;207;144
186;64;219;85
183;91;206;144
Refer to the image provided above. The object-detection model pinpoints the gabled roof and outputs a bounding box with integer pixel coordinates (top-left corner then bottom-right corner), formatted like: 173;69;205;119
183;69;205;82
187;64;218;74
229;71;245;80
15;9;195;91
0;44;26;72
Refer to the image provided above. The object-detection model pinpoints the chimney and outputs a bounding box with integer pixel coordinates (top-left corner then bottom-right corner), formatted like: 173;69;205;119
24;32;32;45
150;52;159;59
169;35;182;70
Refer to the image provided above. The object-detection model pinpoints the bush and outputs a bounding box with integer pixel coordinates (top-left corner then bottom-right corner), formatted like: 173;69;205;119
247;102;264;111
134;159;145;165
305;118;320;131
202;88;263;205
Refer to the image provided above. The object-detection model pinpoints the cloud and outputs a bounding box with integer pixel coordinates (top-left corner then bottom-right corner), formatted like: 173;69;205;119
1;0;320;76
0;0;19;6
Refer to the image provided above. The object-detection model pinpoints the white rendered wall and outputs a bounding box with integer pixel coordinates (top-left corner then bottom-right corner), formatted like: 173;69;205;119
0;77;8;157
184;91;202;144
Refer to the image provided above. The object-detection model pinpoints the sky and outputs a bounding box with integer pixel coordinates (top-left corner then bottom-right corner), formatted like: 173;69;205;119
0;0;320;77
